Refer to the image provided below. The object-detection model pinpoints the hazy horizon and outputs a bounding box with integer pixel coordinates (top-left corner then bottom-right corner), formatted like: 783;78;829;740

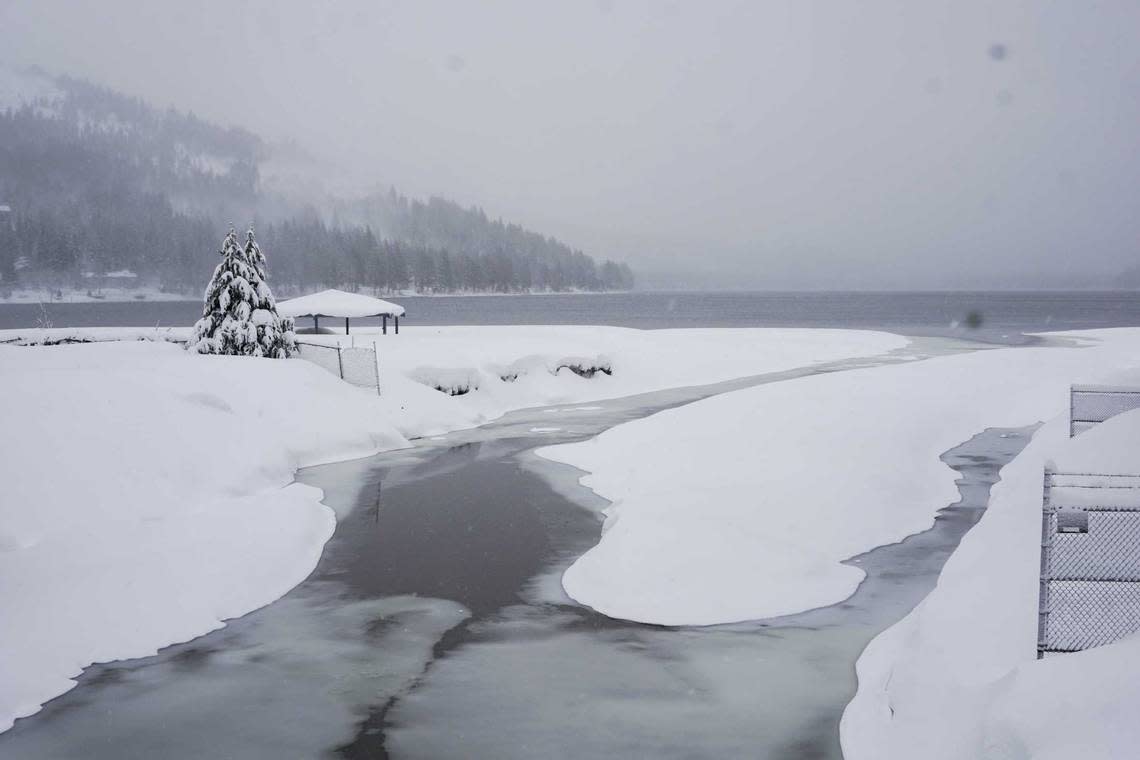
3;0;1138;290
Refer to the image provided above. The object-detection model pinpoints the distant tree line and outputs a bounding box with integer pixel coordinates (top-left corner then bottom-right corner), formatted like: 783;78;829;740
0;72;634;294
261;213;632;293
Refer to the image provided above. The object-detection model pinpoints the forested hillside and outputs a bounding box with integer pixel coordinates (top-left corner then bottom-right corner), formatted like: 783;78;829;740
0;69;633;295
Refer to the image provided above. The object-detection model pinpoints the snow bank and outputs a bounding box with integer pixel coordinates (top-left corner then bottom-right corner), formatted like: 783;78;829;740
981;626;1140;760
0;341;407;732
373;325;906;407
0;326;185;346
844;406;1140;757
0;325;903;732
840;333;1140;760
537;329;1140;626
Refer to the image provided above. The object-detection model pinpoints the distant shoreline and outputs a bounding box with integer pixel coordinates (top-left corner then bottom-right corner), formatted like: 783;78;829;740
0;287;633;305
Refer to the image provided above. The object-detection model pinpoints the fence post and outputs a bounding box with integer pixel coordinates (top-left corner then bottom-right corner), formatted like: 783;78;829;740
336;345;345;380
374;344;382;396
1069;386;1075;438
1037;466;1053;659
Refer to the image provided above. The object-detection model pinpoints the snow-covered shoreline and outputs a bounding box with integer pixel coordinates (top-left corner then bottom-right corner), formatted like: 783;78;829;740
529;327;1140;758
534;331;1137;625
840;336;1140;760
0;288;197;304
9;325;1139;752
0;324;904;733
0;287;633;305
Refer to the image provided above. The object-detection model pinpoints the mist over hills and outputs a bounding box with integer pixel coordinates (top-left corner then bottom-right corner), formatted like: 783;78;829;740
0;67;633;296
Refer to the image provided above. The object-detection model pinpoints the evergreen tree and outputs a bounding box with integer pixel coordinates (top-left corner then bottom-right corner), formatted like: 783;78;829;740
188;227;296;358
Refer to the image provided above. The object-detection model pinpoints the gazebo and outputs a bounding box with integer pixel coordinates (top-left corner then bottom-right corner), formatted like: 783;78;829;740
277;289;406;335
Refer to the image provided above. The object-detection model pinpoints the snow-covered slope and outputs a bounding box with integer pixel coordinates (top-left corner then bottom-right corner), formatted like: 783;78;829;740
841;341;1140;760
0;325;903;732
537;330;1140;627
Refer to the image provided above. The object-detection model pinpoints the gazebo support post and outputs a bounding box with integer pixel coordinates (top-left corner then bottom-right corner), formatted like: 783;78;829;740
395;316;399;335
382;315;388;335
313;315;319;331
345;317;350;335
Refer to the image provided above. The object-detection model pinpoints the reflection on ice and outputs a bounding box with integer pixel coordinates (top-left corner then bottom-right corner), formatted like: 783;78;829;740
0;581;466;758
386;604;852;760
383;425;1034;760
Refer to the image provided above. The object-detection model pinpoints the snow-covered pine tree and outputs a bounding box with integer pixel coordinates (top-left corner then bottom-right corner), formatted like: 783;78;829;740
188;227;297;358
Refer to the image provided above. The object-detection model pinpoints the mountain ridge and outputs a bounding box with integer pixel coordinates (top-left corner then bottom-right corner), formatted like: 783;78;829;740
0;65;634;295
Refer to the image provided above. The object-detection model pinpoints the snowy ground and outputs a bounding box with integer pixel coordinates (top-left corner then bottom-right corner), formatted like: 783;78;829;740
0;324;903;732
841;340;1140;760
531;328;1140;758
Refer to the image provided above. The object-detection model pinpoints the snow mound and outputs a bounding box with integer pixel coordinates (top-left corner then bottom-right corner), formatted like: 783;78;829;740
0;324;907;732
551;355;613;378
410;366;482;396
0;341;408;733
1;327;187;346
841;335;1140;760
539;329;1140;627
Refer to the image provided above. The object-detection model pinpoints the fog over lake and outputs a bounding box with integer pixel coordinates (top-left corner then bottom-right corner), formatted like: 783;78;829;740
2;0;1137;289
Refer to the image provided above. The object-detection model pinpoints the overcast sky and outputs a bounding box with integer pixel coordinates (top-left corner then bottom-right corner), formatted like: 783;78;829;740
2;0;1138;288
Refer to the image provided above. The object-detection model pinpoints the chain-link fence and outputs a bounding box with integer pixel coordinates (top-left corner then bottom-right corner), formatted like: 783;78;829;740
339;345;381;392
1038;470;1140;656
295;341;381;395
1070;385;1140;437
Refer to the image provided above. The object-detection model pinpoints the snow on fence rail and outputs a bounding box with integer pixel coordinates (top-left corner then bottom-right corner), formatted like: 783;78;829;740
1070;384;1140;437
294;340;381;395
1038;469;1140;657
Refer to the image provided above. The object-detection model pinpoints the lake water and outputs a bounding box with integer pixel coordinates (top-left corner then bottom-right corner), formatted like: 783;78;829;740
3;291;1139;344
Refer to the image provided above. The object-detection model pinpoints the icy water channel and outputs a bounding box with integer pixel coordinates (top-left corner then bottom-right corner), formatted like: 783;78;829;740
0;338;1034;759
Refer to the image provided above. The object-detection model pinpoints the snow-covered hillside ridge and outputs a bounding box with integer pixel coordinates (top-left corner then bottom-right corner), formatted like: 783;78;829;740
841;335;1140;760
0;325;904;733
536;329;1140;627
0;66;60;113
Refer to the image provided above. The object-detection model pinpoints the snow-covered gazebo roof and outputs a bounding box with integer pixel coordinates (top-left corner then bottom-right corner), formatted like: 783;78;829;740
277;289;406;334
277;289;405;319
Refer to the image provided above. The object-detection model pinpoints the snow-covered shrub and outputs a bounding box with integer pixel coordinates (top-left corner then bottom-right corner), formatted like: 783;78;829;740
492;356;546;382
552;355;613;378
188;228;296;357
409;367;481;396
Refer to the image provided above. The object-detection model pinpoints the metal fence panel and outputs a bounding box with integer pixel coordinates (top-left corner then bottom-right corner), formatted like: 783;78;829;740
295;341;343;378
1039;471;1140;656
1070;385;1140;436
339;346;381;392
294;341;380;394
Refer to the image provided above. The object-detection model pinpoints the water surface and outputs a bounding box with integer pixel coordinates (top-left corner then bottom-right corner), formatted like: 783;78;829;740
3;291;1139;345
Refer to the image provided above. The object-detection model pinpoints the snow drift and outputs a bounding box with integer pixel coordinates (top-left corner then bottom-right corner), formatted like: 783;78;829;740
538;329;1140;627
841;332;1140;760
0;325;904;732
